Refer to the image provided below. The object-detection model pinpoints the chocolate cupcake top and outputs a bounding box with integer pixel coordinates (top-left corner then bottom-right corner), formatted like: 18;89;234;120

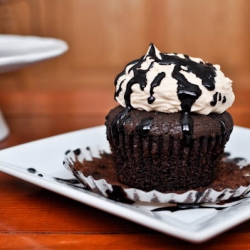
112;44;235;145
115;43;235;115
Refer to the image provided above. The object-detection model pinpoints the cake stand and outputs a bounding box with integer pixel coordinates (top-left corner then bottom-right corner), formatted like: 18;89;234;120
0;35;68;141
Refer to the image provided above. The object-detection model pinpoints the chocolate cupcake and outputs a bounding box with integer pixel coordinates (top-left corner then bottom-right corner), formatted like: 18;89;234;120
105;43;235;192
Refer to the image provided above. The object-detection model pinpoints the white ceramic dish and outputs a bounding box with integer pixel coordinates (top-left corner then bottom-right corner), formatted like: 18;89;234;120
0;125;250;243
0;34;68;141
0;34;68;74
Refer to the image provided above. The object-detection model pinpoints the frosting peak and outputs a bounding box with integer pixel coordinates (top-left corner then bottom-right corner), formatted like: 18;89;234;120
114;43;235;115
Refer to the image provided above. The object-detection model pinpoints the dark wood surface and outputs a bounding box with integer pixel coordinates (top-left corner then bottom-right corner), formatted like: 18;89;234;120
0;89;250;249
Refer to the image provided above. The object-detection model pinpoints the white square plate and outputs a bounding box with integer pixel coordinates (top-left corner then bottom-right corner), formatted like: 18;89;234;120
0;125;250;243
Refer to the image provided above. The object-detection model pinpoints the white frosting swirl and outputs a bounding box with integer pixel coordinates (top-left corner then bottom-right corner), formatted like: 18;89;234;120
115;44;235;115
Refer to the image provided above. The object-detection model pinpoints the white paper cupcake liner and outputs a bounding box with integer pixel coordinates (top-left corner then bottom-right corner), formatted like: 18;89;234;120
63;145;250;204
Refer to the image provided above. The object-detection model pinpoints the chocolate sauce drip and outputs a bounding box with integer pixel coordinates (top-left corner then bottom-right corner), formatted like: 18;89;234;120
224;156;246;165
65;149;70;155
148;72;166;104
223;151;231;157
73;148;81;156
146;44;216;92
124;60;154;108
27;167;81;184
114;43;218;146
135;117;154;136
219;93;222;101
27;168;36;174
55;177;80;185
219;120;227;135
151;201;239;212
180;112;193;146
211;92;219;106
26;168;42;178
114;61;135;86
172;62;201;145
232;157;246;164
110;107;131;137
114;79;124;100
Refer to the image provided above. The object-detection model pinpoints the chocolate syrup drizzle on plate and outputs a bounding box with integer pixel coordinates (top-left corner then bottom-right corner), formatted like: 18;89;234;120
112;43;224;146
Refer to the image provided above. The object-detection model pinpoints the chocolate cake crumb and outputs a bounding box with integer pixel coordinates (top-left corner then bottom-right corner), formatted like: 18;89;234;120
69;152;250;194
105;105;234;192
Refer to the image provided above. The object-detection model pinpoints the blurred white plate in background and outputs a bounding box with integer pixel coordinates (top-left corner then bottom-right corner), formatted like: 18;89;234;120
0;35;68;141
0;34;68;74
0;109;9;141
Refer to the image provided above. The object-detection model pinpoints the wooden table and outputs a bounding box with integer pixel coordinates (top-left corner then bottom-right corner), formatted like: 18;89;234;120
0;88;250;249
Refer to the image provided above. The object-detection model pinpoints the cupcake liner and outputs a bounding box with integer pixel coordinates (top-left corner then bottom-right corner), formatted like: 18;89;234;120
63;145;250;204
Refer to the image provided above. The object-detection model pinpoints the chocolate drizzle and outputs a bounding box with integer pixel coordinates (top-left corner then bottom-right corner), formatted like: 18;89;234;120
145;44;216;92
124;60;152;108
219;120;227;135
210;92;227;107
110;107;131;137
180;112;193;146
135;117;154;136
27;168;36;174
211;92;218;106
148;72;166;104
114;79;124;99
113;43;219;146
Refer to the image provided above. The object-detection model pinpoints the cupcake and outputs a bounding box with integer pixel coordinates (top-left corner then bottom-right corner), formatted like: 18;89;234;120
105;43;234;192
